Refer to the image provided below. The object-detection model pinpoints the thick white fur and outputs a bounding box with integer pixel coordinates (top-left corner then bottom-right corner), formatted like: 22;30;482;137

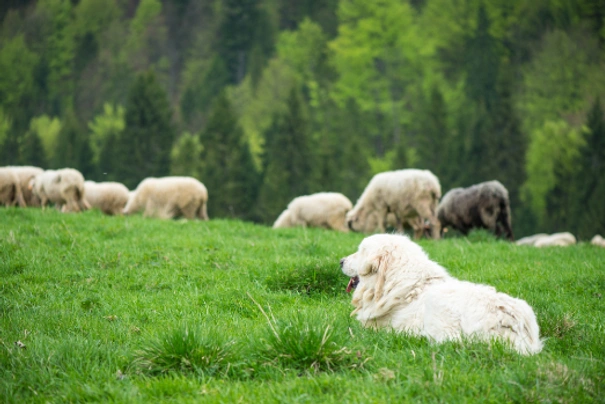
273;192;353;232
346;169;441;239
517;232;576;247
123;176;208;220
84;181;130;215
30;168;90;212
341;234;543;355
515;233;549;246
0;167;26;207
8;165;44;206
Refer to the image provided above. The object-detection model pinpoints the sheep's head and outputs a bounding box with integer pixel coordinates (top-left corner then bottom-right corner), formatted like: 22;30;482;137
346;208;365;232
347;208;383;233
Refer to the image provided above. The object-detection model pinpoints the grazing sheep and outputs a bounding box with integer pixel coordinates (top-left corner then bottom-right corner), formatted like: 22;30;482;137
533;232;576;247
591;235;605;248
273;192;353;232
515;234;549;246
346;169;441;239
84;181;130;215
30;168;90;212
0;167;26;207
123;176;208;220
273;209;294;228
8;166;44;206
437;180;514;240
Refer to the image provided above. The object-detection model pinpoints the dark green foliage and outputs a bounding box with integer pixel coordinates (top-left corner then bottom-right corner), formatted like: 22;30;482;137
0;131;20;165
572;97;605;238
464;4;501;110
97;131;118;181
414;86;451;183
255;87;314;223
181;56;230;129
53;108;94;177
216;0;264;85
200;93;259;219
19;127;47;168
114;71;175;189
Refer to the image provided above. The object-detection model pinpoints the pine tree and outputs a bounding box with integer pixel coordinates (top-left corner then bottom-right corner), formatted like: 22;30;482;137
170;132;204;180
98;132;118;181
0;131;20;165
53;108;94;177
464;3;500;111
19;128;47;168
199;93;259;219
255;87;313;223
115;71;175;189
574;97;605;238
415;86;449;182
216;0;262;85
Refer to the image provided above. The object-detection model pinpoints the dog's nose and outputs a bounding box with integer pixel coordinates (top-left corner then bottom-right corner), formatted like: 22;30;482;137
339;258;345;268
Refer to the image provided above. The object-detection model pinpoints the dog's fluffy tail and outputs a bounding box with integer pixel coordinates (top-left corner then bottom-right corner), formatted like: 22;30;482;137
498;297;543;355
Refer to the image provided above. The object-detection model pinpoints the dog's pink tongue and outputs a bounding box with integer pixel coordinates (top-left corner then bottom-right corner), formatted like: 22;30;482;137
346;276;359;293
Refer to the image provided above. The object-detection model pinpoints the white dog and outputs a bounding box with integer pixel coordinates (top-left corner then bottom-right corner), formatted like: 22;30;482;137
341;234;543;355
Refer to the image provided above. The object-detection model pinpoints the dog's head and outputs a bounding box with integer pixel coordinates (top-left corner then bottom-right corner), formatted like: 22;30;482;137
340;234;414;301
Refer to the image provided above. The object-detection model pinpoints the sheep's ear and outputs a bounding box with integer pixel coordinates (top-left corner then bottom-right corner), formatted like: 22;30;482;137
28;178;35;190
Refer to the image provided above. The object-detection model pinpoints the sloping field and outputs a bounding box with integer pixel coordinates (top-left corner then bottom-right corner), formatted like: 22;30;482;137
1;209;603;402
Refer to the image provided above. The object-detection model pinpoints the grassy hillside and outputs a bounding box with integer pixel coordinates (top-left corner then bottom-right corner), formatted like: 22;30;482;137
1;209;603;403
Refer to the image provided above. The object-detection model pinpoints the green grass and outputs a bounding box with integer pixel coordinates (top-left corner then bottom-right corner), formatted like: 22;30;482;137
0;208;604;403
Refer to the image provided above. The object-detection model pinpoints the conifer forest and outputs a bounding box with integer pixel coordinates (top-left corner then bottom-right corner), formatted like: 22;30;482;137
1;0;604;237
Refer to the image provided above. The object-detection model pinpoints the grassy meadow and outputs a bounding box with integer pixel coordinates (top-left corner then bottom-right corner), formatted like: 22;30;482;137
1;208;604;403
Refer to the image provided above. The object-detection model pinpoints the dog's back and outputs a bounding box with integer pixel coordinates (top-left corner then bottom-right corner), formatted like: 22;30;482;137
391;278;543;355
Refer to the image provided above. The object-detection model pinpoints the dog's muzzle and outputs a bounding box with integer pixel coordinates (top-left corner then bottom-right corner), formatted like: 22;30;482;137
346;276;359;293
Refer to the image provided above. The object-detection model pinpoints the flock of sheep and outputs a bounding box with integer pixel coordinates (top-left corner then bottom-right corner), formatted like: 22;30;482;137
0;166;208;219
1;165;604;247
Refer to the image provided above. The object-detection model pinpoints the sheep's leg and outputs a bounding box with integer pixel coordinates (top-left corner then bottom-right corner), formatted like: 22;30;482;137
179;198;199;220
479;207;499;235
373;211;387;233
197;202;209;220
497;206;514;241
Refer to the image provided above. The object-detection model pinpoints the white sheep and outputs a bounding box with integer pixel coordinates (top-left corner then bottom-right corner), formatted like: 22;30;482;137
591;235;605;248
515;234;549;246
533;232;576;247
30;168;90;212
8;166;44;206
84;181;130;215
346;169;442;239
0;167;26;207
123;176;208;220
437;180;514;240
272;192;353;232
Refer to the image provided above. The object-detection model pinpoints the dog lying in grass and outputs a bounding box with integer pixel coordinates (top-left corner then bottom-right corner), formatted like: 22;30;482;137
340;234;543;355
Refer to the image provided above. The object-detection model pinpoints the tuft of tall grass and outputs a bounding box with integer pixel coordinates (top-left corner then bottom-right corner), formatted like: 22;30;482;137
254;309;368;373
132;327;237;377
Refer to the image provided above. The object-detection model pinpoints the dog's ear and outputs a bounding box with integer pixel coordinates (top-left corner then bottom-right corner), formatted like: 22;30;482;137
374;253;391;301
359;249;392;300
